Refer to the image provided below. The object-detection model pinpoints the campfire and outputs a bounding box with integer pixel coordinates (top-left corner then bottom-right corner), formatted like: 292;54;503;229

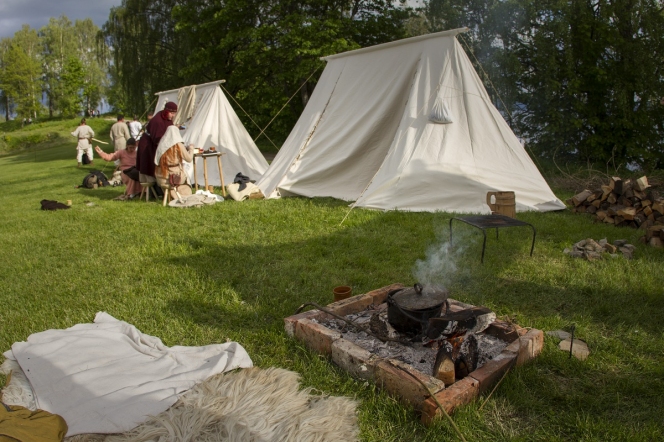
285;284;544;424
318;284;510;387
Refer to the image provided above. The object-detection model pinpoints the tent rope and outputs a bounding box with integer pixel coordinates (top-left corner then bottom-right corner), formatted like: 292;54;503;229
253;66;322;146
219;84;279;150
138;96;158;122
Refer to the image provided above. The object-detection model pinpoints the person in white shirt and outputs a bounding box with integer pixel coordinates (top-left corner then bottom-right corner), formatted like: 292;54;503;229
128;115;143;140
71;118;94;167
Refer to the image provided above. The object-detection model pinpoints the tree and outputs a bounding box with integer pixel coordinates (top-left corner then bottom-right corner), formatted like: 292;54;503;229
0;38;15;121
59;56;85;117
424;0;664;170
41;16;77;117
1;26;42;119
41;16;108;117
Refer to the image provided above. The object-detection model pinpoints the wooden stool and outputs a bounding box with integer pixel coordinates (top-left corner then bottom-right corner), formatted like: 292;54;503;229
162;184;173;206
139;182;158;202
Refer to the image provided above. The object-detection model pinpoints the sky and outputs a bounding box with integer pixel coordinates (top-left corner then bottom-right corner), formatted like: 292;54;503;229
0;0;123;39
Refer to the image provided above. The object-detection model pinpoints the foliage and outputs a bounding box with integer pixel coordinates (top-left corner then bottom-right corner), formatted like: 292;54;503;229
103;0;412;140
0;26;42;119
40;17;108;117
0;130;663;440
58;57;86;117
423;0;664;171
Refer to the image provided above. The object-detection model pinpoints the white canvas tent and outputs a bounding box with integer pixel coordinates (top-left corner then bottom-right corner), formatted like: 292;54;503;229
154;80;268;187
257;29;565;213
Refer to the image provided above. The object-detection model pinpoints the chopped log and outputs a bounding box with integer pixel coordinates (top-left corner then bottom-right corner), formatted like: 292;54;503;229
633;189;647;200
649;237;663;248
433;347;456;386
617;207;636;221
652;202;664;215
624;188;634;199
596;211;607;221
618;196;633;207
647;226;664;240
591;199;601;208
610;177;623;194
571;190;593;206
642;200;652;208
607;193;618;204
614;216;625;225
603;216;615;224
623;179;633;192
601;185;612;201
586;205;597;214
635;176;650;192
607;205;623;217
648;213;656;222
634;213;646;226
577;205;587;213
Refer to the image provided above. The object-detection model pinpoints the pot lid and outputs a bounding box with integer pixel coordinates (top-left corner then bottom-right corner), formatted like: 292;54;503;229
390;283;449;310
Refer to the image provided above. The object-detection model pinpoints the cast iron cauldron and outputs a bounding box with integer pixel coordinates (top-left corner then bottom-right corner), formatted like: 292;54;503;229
386;283;449;334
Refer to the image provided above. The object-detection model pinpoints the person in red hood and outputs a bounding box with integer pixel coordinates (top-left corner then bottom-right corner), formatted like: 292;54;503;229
136;101;177;178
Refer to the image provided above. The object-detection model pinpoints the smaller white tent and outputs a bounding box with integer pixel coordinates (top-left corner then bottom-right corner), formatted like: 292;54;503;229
154;80;268;187
257;29;565;213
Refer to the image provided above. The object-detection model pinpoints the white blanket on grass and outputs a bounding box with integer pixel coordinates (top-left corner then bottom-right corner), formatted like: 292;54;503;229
2;312;253;436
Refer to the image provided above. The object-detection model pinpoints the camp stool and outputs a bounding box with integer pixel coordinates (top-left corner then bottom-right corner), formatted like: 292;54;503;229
139;182;158;202
161;184;184;207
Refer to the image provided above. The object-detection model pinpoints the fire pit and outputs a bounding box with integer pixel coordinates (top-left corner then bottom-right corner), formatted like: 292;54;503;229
285;284;544;424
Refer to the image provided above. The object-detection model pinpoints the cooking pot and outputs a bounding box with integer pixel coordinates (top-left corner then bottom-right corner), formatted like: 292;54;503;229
386;283;449;334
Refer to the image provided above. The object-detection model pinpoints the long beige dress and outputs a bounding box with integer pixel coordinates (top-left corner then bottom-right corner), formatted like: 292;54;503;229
155;143;194;199
110;121;131;152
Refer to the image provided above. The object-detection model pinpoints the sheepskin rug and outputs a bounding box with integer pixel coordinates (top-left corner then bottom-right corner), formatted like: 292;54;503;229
2;364;359;442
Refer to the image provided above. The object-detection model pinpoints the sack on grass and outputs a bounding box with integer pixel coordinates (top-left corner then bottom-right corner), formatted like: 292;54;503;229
82;171;110;189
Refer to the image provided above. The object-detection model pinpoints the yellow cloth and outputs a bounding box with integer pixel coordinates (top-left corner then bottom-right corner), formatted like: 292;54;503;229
0;403;67;442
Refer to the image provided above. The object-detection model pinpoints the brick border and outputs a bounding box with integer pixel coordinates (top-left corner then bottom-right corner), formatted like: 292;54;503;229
284;284;544;425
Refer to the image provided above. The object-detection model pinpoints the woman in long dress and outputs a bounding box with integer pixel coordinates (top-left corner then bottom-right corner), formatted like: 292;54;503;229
94;138;142;197
154;126;195;199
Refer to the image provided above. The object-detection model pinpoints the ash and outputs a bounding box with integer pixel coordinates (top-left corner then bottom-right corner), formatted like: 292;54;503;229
319;304;509;377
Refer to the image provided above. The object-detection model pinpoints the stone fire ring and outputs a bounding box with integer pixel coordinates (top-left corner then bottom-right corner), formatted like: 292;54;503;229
284;284;544;425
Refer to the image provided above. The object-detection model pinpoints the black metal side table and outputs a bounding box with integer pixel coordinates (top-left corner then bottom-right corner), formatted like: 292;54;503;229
449;215;536;263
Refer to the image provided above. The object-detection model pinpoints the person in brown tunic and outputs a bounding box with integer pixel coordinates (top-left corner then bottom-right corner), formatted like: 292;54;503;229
136;102;177;178
154;126;195;199
110;114;131;152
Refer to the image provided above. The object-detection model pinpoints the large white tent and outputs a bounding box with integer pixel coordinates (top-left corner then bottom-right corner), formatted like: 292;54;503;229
257;29;565;213
154;80;268;187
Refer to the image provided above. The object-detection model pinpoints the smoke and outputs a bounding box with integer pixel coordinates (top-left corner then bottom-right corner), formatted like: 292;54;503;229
412;226;472;288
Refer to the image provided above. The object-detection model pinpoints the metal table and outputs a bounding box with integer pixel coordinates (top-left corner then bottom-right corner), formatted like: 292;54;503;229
449;215;536;263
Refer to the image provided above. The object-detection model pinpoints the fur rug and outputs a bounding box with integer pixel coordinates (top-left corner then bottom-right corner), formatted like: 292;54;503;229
1;363;359;442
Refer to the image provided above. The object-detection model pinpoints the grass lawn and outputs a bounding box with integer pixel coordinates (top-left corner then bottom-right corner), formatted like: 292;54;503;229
1;119;663;441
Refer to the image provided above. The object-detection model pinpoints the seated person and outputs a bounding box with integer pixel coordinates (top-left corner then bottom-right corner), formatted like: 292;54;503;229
94;138;142;198
154;126;195;199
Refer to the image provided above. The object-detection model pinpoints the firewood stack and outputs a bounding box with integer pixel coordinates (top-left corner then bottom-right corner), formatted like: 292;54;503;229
567;176;663;248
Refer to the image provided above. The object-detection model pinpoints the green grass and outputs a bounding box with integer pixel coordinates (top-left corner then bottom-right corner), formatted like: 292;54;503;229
0;120;663;441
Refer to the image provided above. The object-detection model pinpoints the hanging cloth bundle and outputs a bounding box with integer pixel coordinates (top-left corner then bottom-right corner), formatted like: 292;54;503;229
429;95;454;124
174;85;197;127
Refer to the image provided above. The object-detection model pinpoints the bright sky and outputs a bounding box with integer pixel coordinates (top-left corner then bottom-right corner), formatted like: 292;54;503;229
0;0;123;39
